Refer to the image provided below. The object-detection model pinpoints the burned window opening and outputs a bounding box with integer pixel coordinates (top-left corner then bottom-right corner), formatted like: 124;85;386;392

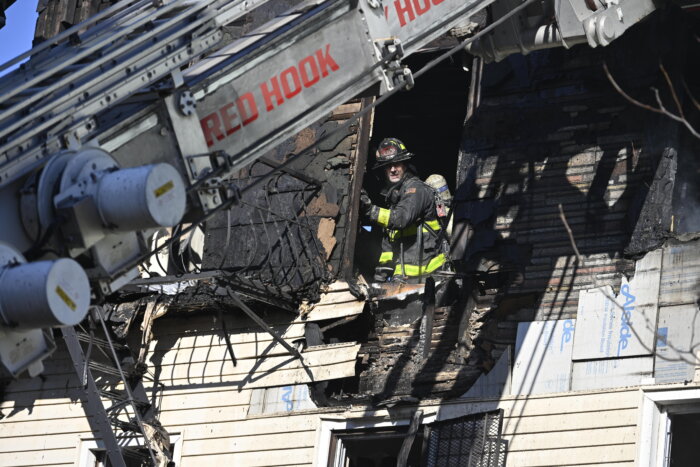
204;164;330;303
355;50;470;281
201;104;369;306
326;410;505;467
330;425;425;467
330;51;481;403
320;276;486;405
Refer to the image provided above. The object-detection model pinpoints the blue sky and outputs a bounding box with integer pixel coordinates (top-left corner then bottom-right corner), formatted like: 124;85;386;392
1;0;39;73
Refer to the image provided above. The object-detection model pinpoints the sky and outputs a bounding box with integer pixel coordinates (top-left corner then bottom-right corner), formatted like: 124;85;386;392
1;0;39;74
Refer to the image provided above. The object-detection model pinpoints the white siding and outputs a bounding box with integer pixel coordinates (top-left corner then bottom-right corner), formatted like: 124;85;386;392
440;389;640;467
0;312;349;467
0;355;90;467
0;311;656;467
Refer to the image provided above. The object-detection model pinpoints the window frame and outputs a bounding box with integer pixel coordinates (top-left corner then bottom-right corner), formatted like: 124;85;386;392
313;413;437;467
77;433;183;467
636;388;700;467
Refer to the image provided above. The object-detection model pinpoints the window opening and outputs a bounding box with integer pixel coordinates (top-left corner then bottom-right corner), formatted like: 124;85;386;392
331;426;425;467
356;50;469;279
325;410;505;467
78;434;181;467
668;411;700;466
637;389;700;467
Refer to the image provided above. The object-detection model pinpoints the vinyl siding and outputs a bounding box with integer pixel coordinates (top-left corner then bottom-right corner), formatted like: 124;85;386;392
439;388;641;467
0;314;669;467
0;311;352;467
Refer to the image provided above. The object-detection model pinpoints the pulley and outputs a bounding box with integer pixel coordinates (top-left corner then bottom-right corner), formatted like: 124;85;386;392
0;242;90;329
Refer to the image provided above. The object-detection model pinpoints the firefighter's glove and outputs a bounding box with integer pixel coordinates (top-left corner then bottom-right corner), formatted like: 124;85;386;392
360;188;374;218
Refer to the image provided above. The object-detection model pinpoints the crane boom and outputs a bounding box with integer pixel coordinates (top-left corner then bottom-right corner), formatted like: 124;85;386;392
0;0;659;378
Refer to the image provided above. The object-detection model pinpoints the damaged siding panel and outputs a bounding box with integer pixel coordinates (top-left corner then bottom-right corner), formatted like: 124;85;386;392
148;314;359;388
456;37;662;324
142;318;327;465
148;313;307;342
202;98;369;305
153;344;358;388
148;333;309;362
298;281;365;322
659;238;700;306
149;323;307;345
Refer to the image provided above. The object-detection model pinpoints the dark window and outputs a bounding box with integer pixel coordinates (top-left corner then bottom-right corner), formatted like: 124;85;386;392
669;412;700;467
90;446;170;467
328;410;506;467
331;426;424;467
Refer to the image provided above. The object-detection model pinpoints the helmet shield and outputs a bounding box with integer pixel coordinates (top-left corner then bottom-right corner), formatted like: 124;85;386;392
373;137;413;169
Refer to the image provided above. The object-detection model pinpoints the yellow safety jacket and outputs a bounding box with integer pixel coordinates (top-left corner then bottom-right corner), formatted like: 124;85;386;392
370;174;445;278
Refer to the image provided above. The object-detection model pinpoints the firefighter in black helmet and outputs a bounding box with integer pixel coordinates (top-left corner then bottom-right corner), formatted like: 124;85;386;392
360;137;446;282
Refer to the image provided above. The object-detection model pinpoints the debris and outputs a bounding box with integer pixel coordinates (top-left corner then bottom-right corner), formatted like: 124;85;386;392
317;218;337;260
625;148;677;256
297;281;365;322
325;154;350;170
303;192;340;217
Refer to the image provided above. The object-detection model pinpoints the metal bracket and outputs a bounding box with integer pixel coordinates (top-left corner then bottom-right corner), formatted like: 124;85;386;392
178;90;196;116
582;0;656;48
164;94;221;212
381;39;415;91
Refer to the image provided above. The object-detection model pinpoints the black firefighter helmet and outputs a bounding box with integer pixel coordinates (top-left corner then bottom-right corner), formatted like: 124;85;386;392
373;137;414;170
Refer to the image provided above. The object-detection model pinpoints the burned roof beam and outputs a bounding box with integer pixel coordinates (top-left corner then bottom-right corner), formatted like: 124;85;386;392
258;156;323;188
126;271;299;311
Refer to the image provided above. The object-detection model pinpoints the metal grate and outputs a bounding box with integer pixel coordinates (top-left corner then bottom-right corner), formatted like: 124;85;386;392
424;409;505;467
203;158;333;304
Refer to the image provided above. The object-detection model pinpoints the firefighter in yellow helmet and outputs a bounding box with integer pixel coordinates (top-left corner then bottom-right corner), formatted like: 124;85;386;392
360;138;446;283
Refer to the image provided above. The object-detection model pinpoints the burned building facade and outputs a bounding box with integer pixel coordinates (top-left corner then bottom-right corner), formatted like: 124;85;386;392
0;1;700;467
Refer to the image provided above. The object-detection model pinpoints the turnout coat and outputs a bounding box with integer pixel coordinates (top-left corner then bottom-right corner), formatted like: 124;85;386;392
370;173;445;279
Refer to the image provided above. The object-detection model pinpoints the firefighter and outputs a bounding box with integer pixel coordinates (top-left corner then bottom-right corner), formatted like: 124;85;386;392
360;137;446;283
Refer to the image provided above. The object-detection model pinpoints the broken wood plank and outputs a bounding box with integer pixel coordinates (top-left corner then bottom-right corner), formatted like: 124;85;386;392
397;409;423;467
297;281;365;322
153;343;360;388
